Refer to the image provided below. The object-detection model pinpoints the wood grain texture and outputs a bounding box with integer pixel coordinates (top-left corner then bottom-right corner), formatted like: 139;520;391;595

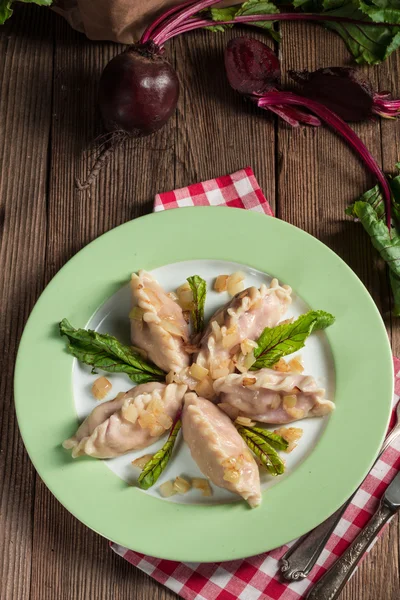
173;29;276;205
278;22;389;312
278;21;399;600
0;7;54;600
0;6;399;600
30;12;178;600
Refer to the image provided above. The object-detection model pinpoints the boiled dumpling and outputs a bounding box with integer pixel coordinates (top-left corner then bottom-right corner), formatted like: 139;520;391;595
130;270;190;373
193;279;292;381
63;382;187;459
182;393;261;507
214;369;334;424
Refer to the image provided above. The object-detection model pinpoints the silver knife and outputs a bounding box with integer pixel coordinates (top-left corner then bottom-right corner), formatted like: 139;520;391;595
306;469;400;600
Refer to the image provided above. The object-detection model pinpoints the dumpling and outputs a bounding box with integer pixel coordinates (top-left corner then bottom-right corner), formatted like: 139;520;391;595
193;279;292;381
181;393;261;507
130;270;190;373
214;369;334;424
63;382;187;459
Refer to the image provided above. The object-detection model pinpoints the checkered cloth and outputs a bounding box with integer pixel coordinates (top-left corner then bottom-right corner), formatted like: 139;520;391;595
111;167;400;600
154;166;274;215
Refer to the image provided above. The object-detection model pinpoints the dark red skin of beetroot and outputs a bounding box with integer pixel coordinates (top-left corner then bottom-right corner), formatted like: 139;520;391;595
224;37;281;97
98;42;180;135
289;67;374;122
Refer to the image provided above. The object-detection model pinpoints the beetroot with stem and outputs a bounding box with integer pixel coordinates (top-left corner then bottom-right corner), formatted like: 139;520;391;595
79;0;399;190
289;67;400;122
224;36;392;229
224;37;321;127
77;41;179;190
78;1;219;189
97;0;400;136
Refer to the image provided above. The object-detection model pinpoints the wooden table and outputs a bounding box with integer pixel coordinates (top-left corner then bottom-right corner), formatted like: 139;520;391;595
1;5;399;599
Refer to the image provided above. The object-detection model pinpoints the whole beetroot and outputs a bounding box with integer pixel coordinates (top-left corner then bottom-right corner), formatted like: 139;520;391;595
98;42;180;136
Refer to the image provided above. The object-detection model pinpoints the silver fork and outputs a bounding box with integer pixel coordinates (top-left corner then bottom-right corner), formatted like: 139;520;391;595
280;402;400;581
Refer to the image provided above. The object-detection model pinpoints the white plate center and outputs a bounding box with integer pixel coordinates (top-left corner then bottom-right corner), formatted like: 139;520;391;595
72;260;335;505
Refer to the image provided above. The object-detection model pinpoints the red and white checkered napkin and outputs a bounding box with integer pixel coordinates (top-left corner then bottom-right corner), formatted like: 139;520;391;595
112;167;400;600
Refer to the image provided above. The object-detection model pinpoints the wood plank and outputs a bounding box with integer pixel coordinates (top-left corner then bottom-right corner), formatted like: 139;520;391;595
278;21;399;600
378;51;400;597
173;28;276;206
0;6;54;600
31;24;274;600
2;6;398;600
30;11;178;600
278;23;388;309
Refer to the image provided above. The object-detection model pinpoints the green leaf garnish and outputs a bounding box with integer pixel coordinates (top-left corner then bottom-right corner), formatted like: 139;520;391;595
138;417;182;489
186;275;207;335
251;310;335;369
241;425;289;451
59;319;165;384
236;425;285;475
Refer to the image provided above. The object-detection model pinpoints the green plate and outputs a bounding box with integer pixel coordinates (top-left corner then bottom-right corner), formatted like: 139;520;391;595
15;207;393;562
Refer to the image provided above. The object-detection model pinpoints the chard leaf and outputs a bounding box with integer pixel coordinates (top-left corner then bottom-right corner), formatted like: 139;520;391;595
187;275;207;334
138;418;182;489
206;5;239;30
203;24;228;32
346;166;400;316
204;0;400;60
59;319;165;383
209;6;239;20
293;0;323;7
359;0;400;24
251;310;335;369
319;0;400;64
292;0;400;64
346;201;400;276
235;0;281;40
1;0;52;24
346;164;400;222
345;182;386;219
207;0;280;39
389;270;400;316
236;426;285;475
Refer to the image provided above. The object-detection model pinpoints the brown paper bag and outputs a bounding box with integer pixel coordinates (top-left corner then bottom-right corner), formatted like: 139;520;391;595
53;0;241;44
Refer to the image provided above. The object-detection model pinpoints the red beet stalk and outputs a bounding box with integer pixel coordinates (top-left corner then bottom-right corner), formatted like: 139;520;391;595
85;0;398;191
142;7;400;47
258;92;392;228
373;93;400;118
224;37;392;229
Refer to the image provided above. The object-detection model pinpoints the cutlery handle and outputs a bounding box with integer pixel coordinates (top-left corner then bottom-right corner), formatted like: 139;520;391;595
280;505;346;580
280;420;400;581
306;501;394;600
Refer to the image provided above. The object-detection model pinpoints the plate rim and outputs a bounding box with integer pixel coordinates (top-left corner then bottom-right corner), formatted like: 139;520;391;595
14;207;393;562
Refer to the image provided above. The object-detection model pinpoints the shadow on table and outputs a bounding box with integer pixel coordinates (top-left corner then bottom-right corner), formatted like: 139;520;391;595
319;220;392;318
